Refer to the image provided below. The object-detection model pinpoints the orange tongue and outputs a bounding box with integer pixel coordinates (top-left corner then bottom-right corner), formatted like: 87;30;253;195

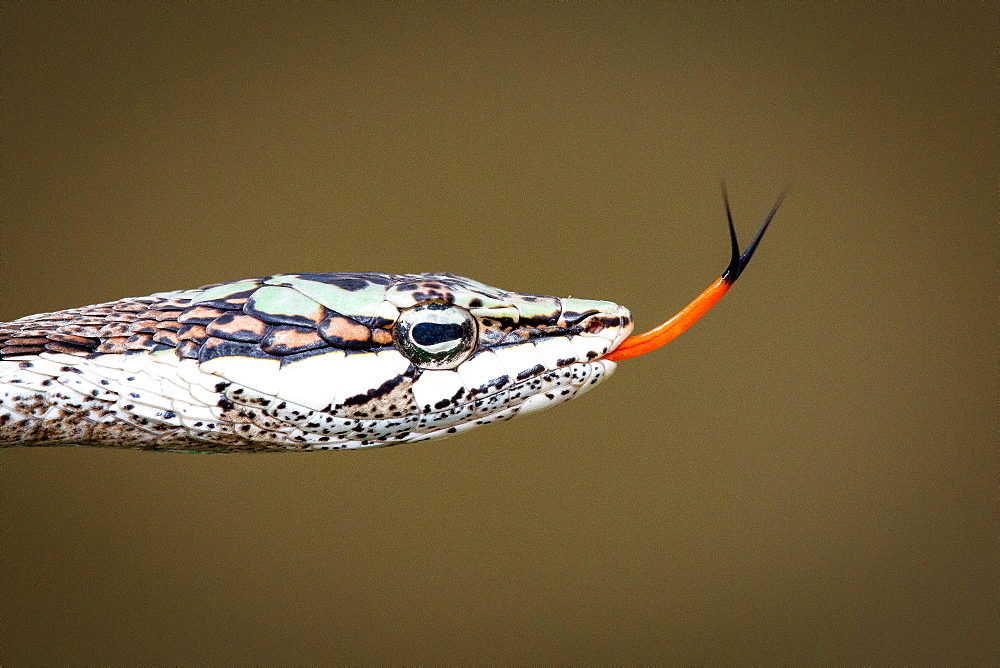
605;189;785;362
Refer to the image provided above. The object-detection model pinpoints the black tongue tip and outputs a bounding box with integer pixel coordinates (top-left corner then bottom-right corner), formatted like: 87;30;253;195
721;185;787;283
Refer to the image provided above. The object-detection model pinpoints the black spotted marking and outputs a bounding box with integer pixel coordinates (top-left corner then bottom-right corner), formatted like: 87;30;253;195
176;323;208;342
1;345;46;356
175;340;201;359
317;315;373;350
516;364;546;381
178;305;230;325
339;373;407;407
347;314;396;329
260;325;329;356
46;332;101;347
97;322;132;338
410;290;455;303
126;320;158;334
560;310;600;327
205;313;269;343
123;332;155;351
295;272;396;289
243;298;329;329
466;374;510;398
515;314;560;328
45;341;98;355
198;338;277;363
194;288;258;311
152;330;179;347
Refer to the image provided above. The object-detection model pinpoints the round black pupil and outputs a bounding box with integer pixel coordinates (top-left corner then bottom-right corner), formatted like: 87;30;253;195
412;322;464;347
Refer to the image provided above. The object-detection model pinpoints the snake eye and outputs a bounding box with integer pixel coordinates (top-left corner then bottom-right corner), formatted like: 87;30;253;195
393;302;478;369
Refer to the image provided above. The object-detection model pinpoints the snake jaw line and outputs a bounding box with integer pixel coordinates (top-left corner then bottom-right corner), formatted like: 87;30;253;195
604;189;785;362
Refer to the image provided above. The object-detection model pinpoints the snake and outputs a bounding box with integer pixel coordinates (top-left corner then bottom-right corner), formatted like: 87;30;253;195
0;193;783;452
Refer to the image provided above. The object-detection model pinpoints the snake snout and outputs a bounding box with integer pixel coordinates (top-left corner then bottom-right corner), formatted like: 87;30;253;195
576;306;634;356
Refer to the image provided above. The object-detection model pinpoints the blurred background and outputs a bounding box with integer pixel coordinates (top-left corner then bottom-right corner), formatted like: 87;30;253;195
1;3;995;663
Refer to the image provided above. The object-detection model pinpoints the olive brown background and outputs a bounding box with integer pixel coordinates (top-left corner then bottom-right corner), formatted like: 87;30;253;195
1;4;995;664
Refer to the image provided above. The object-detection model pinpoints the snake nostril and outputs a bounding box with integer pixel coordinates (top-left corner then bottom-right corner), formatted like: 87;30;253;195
585;319;605;334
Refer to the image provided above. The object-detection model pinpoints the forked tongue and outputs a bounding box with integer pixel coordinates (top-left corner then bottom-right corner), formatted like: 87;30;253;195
604;188;785;362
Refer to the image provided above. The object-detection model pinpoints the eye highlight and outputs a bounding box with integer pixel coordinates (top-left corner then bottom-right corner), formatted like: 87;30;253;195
393;302;478;369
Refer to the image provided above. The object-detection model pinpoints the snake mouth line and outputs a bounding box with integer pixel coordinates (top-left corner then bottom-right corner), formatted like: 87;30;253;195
605;188;785;362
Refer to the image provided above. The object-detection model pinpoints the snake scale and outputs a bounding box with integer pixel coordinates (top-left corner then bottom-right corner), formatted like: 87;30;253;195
0;193;783;452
